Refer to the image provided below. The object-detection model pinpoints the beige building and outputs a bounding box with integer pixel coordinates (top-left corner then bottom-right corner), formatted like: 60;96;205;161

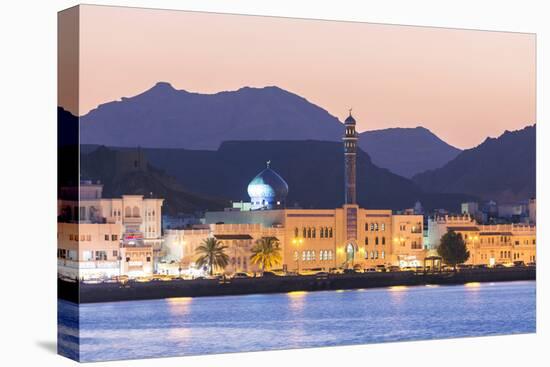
427;215;536;266
57;222;122;279
58;181;164;278
202;207;424;273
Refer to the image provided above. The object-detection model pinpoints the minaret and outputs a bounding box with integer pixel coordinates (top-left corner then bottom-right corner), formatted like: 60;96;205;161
343;109;357;204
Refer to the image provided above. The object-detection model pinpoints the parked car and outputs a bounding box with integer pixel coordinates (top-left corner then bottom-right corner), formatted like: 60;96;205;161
343;268;357;274
329;268;343;274
83;278;103;284
232;272;249;279
474;264;488;269
388;266;400;272
262;271;278;277
513;261;526;267
494;263;505;269
364;267;377;273
527;262;536;267
375;265;387;272
315;271;329;279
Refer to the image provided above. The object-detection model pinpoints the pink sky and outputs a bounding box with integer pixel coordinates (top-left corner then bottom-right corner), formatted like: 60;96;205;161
60;5;535;149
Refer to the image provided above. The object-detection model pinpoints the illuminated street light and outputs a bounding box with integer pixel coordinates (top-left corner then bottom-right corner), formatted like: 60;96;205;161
292;237;304;273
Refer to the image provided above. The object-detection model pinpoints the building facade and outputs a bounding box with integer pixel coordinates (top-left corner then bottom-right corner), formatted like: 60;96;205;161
58;181;164;279
427;215;536;266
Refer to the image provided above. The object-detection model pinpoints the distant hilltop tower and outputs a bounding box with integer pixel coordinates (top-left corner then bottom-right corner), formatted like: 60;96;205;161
343;109;357;204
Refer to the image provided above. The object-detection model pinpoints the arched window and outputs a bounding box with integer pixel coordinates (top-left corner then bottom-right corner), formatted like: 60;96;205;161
365;223;369;231
381;251;385;259
312;228;316;238
294;227;299;237
365;237;369;245
381;223;386;231
125;206;131;217
382;237;386;245
307;228;312;238
303;228;307;238
370;223;374;231
374;223;379;231
320;228;324;238
325;227;329;237
132;206;140;217
329;228;333;238
375;237;379;245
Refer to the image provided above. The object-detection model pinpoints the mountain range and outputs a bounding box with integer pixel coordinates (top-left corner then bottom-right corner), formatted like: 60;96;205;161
358;127;461;178
81;141;474;213
80;82;462;178
413;125;536;203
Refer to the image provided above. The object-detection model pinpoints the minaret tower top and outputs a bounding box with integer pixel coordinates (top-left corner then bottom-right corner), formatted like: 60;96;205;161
343;109;358;205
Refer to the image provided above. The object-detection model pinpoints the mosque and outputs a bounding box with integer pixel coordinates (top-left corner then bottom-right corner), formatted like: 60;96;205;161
171;112;427;274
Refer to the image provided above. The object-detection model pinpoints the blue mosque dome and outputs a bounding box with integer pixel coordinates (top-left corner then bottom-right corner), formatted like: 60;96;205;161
247;161;288;210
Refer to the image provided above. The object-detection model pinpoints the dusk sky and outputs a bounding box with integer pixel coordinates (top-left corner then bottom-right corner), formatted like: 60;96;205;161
60;5;535;149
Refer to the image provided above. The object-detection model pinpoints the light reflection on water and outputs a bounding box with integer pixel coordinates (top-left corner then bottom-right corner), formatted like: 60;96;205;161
58;281;536;362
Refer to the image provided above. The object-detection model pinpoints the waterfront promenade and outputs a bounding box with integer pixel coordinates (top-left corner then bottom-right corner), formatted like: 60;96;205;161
59;267;535;303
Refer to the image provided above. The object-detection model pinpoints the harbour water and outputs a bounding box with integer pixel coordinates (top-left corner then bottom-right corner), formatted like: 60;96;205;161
58;280;536;362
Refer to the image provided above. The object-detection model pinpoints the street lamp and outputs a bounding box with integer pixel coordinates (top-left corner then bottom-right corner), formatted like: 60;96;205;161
292;237;304;274
471;235;479;265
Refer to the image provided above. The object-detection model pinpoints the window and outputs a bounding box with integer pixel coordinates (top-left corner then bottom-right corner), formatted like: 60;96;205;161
370;223;374;231
293;251;298;261
327;250;333;260
329;228;333;238
312;228;316;238
374;223;379;231
381;251;385;259
375;237;379;245
365;223;369;231
69;234;73;241
294;227;299;237
86;235;91;241
82;251;93;261
320;228;324;238
132;206;140;217
381;223;385;231
104;234;109;241
125;206;131;217
382;237;386;245
113;250;118;257
365;251;369;259
303;228;307;238
95;251;107;261
146;256;151;262
112;234;118;241
302;251;306;261
312;251;316;261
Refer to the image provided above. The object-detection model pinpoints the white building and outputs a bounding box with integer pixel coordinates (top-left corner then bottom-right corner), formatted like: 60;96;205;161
58;181;164;279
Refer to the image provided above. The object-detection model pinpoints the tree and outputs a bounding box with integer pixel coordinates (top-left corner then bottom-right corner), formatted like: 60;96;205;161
437;231;470;271
195;237;230;275
250;237;282;274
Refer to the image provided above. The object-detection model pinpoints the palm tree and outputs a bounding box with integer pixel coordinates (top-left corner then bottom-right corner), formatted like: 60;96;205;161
250;237;282;274
195;237;230;275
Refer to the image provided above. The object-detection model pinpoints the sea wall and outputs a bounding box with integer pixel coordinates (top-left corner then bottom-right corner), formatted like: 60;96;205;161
59;267;536;304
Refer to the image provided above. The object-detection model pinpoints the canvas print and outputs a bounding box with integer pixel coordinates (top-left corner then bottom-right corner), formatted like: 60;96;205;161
57;5;536;362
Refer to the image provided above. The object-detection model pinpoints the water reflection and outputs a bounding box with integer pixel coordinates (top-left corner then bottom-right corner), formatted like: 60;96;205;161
65;281;535;362
166;297;193;317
